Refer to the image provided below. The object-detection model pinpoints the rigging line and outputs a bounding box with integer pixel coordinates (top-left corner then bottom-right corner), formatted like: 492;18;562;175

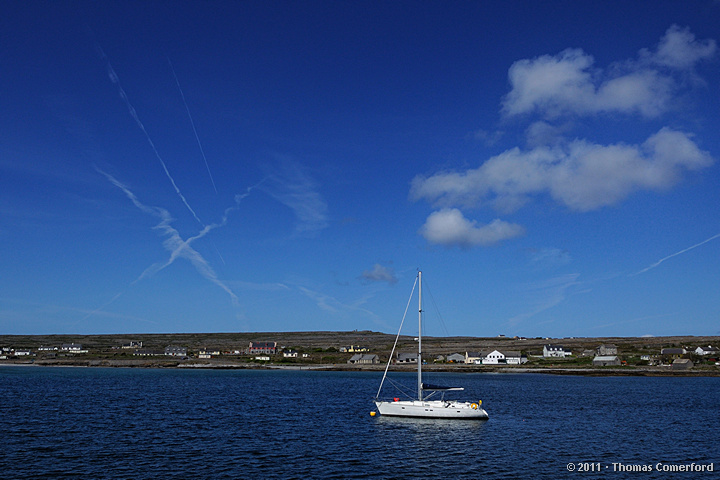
423;277;451;337
419;277;451;388
376;274;419;399
384;376;416;400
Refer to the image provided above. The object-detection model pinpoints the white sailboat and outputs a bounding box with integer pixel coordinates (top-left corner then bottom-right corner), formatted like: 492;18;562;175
374;271;489;420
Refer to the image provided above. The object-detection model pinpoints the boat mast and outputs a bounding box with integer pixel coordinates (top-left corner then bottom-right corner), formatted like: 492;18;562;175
417;270;422;401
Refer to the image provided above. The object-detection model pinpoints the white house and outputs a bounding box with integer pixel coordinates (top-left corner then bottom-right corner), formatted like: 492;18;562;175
695;346;718;356
482;350;506;365
482;350;527;365
465;352;483;364
543;345;571;358
248;342;277;355
61;343;87;353
503;351;527;365
283;350;298;358
640;354;657;364
198;348;220;357
165;346;187;357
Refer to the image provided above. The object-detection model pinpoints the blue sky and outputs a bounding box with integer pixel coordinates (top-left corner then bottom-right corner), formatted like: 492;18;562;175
2;1;719;337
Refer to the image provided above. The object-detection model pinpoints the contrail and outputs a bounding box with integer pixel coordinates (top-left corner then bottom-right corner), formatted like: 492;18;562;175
236;176;269;202
137;213;229;283
633;232;720;275
76;292;124;324
97;168;238;303
96;45;204;226
167;57;218;194
137;180;267;288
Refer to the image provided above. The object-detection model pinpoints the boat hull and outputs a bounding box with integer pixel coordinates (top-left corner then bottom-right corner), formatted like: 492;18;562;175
375;400;489;420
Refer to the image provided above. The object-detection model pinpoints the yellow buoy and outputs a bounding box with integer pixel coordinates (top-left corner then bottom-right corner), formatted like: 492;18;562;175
370;411;376;416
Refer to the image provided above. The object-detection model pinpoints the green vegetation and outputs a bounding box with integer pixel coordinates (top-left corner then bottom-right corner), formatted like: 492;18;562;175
529;356;593;366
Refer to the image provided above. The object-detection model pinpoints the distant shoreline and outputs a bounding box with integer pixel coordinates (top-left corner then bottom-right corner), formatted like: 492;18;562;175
2;331;718;376
2;360;718;377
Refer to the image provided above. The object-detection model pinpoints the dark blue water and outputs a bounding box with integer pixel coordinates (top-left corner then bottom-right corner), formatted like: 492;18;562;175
1;367;718;479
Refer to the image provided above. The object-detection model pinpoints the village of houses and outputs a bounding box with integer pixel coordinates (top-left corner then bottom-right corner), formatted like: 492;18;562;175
343;343;719;371
2;338;719;372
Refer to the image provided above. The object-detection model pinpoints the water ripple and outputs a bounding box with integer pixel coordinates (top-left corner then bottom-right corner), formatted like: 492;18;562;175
1;368;718;479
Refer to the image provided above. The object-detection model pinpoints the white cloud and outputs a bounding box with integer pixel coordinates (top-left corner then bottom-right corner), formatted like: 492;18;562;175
411;128;713;213
528;247;572;268
502;48;597;117
594;70;673;117
296;285;378;320
502;26;715;118
360;264;398;284
525;121;569;147
297;286;339;313
412;26;716;248
419;208;525;248
647;24;717;69
263;159;329;236
472;128;504;146
502;48;673;118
